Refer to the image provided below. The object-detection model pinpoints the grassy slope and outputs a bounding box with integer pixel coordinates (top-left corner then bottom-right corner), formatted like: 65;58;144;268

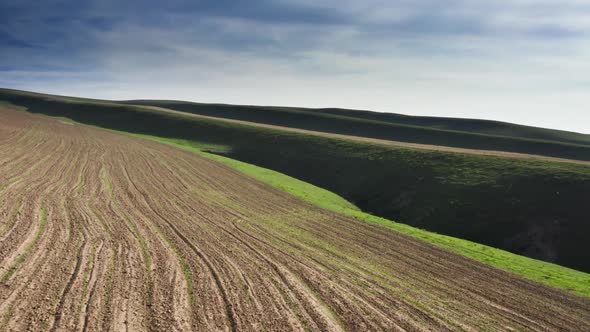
126;100;590;160
2;89;590;274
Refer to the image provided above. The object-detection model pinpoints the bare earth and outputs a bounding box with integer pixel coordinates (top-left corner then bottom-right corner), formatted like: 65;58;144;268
0;107;588;331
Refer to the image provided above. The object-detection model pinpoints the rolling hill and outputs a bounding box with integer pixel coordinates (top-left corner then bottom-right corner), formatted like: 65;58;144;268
1;101;589;331
123;99;590;161
2;88;590;275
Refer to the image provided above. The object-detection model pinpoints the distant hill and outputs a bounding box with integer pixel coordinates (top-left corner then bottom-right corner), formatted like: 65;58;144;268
2;88;590;274
311;108;590;145
123;100;590;160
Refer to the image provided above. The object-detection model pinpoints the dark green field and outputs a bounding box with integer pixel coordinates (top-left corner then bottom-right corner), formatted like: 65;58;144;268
124;99;590;161
2;88;590;274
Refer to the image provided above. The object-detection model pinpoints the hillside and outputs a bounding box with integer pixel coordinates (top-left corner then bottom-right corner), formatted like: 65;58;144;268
3;105;590;330
124;99;590;161
1;89;590;275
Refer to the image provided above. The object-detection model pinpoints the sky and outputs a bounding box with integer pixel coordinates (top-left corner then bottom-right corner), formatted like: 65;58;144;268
1;0;589;133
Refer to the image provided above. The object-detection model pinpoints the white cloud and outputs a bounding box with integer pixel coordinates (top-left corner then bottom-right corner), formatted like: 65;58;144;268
3;0;590;133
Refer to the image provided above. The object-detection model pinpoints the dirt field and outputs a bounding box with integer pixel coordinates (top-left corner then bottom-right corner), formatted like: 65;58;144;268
0;107;588;331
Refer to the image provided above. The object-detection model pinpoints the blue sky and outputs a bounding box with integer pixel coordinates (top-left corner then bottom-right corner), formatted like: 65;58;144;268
1;0;589;133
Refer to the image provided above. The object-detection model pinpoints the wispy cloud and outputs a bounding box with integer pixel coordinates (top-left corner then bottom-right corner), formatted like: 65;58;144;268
1;0;589;132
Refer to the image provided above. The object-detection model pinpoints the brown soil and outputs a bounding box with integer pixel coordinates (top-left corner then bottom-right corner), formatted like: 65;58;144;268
0;107;588;331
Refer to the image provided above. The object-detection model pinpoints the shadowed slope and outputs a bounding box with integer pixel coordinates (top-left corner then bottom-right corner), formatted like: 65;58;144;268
124;99;590;160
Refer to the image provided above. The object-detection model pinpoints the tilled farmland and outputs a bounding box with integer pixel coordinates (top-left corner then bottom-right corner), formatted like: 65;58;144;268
0;107;588;332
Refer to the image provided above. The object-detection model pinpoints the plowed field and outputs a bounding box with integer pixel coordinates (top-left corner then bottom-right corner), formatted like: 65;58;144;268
0;107;588;331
